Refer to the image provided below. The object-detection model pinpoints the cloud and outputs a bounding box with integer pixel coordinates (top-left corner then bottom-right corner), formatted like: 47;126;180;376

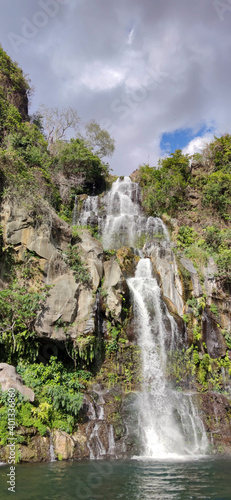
182;133;215;156
0;0;231;174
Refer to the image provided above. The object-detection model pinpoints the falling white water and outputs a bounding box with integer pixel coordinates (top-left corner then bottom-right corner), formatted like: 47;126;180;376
128;259;208;459
108;425;116;456
102;177;168;249
78;195;99;227
49;433;56;462
87;422;107;460
77;176;169;249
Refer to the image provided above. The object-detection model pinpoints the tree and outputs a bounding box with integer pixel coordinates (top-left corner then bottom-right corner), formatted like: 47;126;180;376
57;138;109;192
139;150;190;215
39;105;80;147
84;119;115;158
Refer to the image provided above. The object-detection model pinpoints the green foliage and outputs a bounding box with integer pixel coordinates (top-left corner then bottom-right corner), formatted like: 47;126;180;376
0;46;30;141
56;138;109;193
204;225;222;252
0;356;86;441
16;357;86;433
168;346;231;392
210;303;218;316
105;323;121;356
216;249;231;281
139;150;190;215
222;329;231;350
84;119;115;158
177;225;198;248
203;171;231;218
0;280;49;363
208;134;231;172
184;242;209;270
65;244;92;285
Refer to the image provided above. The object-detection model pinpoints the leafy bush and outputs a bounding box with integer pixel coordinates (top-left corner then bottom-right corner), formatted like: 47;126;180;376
56;138;109;193
139;150;190;215
207;134;231;172
203;171;231;218
216;249;231;280
15;357;87;434
204;225;222;252
177;225;198;248
0;281;50;363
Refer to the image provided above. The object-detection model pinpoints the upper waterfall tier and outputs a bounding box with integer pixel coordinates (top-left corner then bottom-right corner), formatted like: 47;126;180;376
77;176;169;249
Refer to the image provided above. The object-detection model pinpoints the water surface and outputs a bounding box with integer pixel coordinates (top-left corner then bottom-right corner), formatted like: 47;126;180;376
0;458;231;500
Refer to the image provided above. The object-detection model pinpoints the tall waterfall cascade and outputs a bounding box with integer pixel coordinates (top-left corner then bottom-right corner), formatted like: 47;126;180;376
78;176;208;459
128;259;208;458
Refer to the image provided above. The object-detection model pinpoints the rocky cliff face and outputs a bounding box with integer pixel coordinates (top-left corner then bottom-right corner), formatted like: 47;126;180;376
0;183;231;463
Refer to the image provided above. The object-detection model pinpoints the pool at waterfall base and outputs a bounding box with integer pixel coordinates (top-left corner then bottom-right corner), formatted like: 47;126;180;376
1;457;231;499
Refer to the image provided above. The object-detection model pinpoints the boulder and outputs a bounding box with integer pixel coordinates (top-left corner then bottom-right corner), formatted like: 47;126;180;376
35;273;79;339
0;363;34;401
77;230;104;290
52;430;75;460
103;260;122;289
202;309;227;358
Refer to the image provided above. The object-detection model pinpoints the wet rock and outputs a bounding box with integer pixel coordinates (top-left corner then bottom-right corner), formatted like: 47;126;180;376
144;241;184;317
202;309;227;358
52;430;75;460
180;257;203;298
194;392;231;454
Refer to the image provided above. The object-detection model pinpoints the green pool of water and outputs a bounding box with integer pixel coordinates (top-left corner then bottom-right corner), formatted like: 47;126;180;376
0;457;231;499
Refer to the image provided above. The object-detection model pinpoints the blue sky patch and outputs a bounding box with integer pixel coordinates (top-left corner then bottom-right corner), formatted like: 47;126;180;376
160;125;214;155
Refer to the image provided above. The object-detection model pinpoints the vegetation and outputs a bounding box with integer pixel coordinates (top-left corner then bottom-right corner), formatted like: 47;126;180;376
139;149;190;216
0;357;90;444
0;279;50;363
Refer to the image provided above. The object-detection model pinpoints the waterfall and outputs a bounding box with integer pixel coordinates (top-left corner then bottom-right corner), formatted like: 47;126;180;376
78;195;99;227
49;433;56;462
102;176;169;249
85;389;116;459
108;425;116;456
128;259;208;458
77;176;169;249
78;176;208;458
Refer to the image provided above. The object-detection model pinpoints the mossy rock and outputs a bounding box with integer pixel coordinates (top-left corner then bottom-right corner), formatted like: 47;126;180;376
177;257;193;302
116;247;138;277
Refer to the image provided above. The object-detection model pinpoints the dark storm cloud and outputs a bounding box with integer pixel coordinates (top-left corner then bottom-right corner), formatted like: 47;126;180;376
1;0;231;174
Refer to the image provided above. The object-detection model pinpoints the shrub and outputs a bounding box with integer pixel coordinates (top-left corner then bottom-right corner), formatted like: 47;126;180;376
203;171;231;218
177;225;198;248
139;150;190;215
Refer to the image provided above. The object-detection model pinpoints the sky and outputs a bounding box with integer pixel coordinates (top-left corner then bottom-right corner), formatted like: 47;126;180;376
0;0;231;175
